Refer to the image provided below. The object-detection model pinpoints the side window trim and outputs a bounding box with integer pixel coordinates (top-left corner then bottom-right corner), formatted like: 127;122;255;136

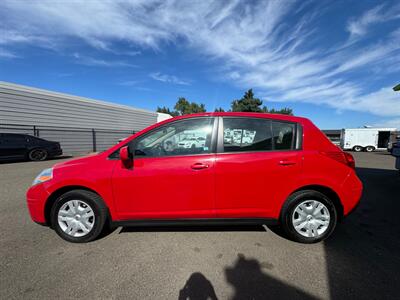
217;116;300;154
296;123;303;150
217;116;224;153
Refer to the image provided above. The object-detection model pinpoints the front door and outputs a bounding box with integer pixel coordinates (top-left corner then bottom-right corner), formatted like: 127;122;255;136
215;117;302;218
112;117;217;220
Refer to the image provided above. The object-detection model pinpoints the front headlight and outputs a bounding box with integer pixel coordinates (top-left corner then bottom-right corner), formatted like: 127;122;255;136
32;168;53;186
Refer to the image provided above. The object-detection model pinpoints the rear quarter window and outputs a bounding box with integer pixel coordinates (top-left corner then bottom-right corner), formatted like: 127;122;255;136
272;121;296;150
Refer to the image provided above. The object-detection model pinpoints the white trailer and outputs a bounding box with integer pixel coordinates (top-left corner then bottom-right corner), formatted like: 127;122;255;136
341;128;397;152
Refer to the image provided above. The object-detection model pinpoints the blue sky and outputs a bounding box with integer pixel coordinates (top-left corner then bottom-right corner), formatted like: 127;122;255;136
0;0;399;129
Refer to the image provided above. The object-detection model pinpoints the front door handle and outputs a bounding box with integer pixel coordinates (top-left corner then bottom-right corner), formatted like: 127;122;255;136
191;163;209;170
279;160;297;166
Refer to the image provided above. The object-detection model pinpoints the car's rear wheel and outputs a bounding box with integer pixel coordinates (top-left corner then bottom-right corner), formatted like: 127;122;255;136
352;145;363;152
365;146;375;152
280;190;337;243
50;190;107;243
28;148;48;161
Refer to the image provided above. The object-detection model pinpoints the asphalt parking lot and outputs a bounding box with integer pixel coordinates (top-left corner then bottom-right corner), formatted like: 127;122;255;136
1;152;399;299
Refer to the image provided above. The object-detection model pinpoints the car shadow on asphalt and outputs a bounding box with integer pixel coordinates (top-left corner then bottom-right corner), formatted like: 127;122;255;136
179;254;317;300
119;224;266;233
323;166;400;299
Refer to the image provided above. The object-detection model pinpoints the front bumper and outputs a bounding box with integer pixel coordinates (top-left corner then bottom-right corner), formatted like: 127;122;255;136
26;183;50;224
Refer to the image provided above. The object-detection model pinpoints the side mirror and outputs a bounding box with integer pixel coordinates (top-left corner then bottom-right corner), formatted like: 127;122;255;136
120;146;133;168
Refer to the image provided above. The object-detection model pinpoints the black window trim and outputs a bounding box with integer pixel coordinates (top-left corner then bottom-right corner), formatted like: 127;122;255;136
108;116;218;160
217;116;302;154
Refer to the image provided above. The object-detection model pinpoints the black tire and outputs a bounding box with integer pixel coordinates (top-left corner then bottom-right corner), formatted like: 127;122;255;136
352;146;362;152
50;189;108;243
28;148;48;161
280;190;337;244
365;146;375;152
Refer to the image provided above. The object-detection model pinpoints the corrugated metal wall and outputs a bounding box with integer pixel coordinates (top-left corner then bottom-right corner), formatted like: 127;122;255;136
0;82;159;155
0;81;158;130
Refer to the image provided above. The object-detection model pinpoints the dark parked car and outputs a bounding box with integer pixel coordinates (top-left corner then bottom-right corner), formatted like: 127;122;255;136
0;133;62;161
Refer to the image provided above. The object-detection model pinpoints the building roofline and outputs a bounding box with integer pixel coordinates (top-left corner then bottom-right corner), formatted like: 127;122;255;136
0;81;155;114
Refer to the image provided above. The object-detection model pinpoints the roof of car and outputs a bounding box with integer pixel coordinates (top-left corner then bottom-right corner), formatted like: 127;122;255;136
168;112;308;123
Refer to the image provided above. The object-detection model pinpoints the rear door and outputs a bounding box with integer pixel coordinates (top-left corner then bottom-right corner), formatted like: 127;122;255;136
214;117;302;218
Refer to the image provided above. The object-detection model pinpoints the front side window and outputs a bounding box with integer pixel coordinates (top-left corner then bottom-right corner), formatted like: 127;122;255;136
223;118;272;152
132;117;214;157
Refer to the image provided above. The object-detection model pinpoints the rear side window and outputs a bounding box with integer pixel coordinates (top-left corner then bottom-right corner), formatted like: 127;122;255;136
222;118;297;153
223;118;272;152
272;121;295;150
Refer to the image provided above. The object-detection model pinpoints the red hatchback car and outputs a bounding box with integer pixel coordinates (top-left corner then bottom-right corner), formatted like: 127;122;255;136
26;112;362;243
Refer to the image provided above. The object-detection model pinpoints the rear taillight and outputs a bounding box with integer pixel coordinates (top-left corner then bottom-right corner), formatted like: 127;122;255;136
320;151;355;169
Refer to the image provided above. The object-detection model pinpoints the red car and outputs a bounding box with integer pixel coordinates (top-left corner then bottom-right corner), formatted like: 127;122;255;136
26;112;362;243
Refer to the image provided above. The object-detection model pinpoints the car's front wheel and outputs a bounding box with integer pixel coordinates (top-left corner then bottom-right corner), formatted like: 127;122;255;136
280;190;337;243
50;189;107;243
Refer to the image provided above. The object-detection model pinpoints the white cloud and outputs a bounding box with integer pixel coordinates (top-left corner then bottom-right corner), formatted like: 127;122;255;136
346;5;385;37
149;72;190;85
72;53;135;67
373;118;400;130
0;47;17;58
0;0;399;119
346;4;400;38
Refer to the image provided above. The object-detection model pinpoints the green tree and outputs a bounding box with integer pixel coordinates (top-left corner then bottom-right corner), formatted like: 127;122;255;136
156;97;206;116
231;89;263;112
174;97;206;115
230;89;293;115
268;107;293;115
156;106;179;117
214;107;225;112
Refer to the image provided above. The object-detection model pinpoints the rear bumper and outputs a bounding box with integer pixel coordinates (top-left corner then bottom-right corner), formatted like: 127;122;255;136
341;172;363;216
26;183;50;224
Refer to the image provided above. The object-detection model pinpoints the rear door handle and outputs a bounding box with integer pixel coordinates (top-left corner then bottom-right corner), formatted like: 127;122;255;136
279;160;297;166
191;163;209;170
